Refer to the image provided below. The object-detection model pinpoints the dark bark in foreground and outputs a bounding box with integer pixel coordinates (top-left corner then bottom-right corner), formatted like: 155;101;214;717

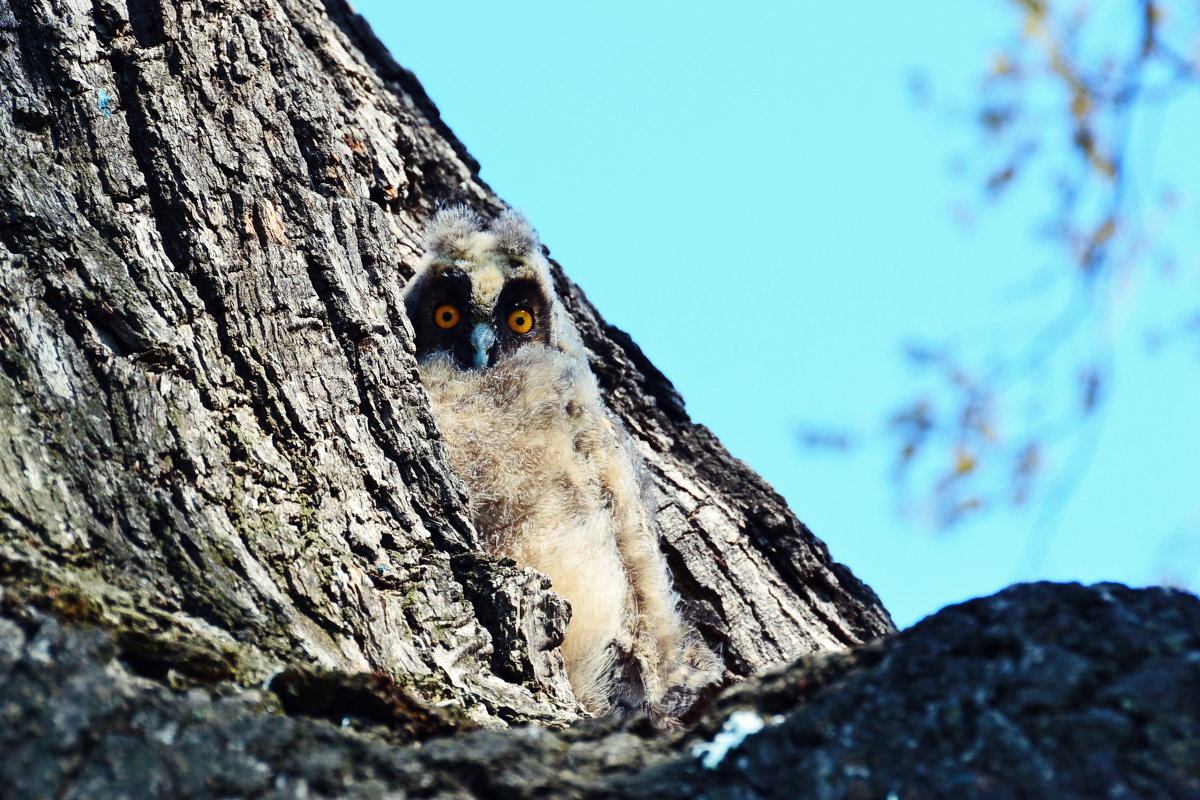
4;582;1198;798
0;0;890;735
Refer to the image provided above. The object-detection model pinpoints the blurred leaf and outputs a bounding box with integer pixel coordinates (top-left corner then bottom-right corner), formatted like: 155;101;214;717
797;427;854;451
980;106;1015;132
903;342;941;365
986;165;1017;196
1070;87;1092;119
1079;368;1102;414
1021;1;1048;34
993;51;1015;76
1079;216;1117;273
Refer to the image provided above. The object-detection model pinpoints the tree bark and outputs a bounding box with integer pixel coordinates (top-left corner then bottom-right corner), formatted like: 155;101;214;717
4;582;1198;798
0;0;891;735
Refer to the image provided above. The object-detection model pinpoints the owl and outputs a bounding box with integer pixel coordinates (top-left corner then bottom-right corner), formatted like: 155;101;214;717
404;205;719;718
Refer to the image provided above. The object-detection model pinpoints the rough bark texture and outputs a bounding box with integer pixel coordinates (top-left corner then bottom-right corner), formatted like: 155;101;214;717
4;582;1199;798
0;0;891;736
3;3;1197;798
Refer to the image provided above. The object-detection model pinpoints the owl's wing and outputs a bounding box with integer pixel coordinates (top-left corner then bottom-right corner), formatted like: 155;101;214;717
593;411;722;714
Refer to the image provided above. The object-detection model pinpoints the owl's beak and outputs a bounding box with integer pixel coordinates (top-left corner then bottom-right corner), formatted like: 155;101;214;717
470;323;496;369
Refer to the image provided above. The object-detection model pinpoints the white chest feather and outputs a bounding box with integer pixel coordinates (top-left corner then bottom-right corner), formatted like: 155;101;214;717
420;346;685;713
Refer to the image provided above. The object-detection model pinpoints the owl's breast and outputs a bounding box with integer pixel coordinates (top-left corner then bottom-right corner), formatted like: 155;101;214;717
418;346;615;556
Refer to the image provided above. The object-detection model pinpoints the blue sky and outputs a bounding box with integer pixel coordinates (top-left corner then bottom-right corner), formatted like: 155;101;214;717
353;1;1200;629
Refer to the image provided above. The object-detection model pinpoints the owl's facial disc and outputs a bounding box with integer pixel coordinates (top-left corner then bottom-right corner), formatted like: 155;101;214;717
407;268;552;370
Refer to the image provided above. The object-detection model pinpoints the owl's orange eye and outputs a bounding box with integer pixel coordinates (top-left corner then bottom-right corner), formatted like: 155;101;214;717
434;304;460;329
507;308;534;335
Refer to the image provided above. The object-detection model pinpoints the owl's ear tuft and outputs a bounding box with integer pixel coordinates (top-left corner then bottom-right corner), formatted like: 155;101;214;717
424;205;483;258
491;209;541;258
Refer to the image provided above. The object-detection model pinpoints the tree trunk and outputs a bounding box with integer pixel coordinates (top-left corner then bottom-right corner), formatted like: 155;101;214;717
0;0;891;736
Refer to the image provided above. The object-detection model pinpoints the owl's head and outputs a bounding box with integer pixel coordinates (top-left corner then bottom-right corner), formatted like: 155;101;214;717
404;206;564;370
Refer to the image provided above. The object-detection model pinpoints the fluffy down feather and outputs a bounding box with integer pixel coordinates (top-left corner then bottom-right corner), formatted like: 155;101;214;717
421;204;483;258
420;345;717;715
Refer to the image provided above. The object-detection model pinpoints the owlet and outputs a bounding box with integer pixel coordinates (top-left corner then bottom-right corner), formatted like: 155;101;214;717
404;205;719;718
